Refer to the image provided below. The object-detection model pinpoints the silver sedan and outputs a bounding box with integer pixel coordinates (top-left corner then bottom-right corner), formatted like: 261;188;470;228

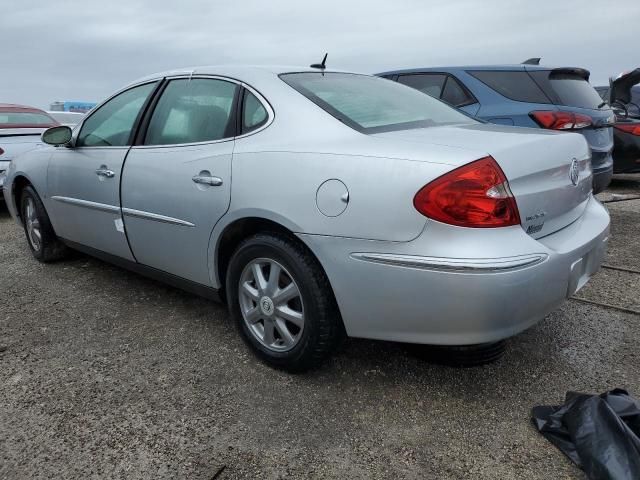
3;66;609;371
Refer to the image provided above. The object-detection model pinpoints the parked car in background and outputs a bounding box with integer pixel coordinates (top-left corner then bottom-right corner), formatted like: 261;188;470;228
378;63;615;193
46;111;85;127
0;104;59;199
596;69;640;173
3;66;609;371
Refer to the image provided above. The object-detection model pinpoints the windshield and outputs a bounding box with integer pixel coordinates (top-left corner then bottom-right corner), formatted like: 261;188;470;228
280;72;476;133
548;74;604;109
0;110;57;128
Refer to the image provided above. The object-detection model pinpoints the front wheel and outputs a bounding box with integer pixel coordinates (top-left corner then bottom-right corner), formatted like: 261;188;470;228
226;233;343;372
20;186;68;262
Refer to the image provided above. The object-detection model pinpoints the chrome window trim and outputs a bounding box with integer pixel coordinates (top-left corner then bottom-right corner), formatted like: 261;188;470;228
121;207;195;227
350;252;548;273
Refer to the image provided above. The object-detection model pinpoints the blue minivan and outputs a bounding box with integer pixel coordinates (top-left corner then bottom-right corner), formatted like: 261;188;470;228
378;64;615;193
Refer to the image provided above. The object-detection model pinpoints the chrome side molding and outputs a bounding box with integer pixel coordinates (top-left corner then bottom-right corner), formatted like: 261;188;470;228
350;252;548;273
51;196;120;214
121;207;195;227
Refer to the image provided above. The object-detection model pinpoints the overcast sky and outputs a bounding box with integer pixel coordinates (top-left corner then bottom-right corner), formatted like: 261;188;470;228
2;0;639;109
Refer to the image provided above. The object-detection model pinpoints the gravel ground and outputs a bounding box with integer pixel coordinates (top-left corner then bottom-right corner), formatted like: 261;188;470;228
1;176;639;479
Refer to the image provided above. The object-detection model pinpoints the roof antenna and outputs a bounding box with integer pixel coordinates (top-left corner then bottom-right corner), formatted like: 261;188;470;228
310;53;328;70
522;57;541;65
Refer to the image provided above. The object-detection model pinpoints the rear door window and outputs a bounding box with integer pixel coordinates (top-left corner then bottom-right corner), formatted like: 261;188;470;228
441;76;475;107
144;78;237;146
468;70;551;104
397;74;447;98
241;90;268;134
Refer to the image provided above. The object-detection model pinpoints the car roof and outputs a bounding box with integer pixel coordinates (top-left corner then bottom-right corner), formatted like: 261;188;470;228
0;103;46;112
377;64;582;76
129;65;355;86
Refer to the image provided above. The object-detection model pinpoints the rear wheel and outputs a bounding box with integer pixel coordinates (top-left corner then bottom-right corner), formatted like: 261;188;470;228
226;232;343;372
20;186;68;262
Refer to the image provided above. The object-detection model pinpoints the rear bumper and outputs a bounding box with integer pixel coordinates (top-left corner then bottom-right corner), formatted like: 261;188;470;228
300;196;610;345
592;153;613;193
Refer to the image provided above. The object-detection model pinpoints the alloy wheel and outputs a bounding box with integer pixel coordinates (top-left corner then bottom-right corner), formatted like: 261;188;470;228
238;258;305;352
24;197;42;252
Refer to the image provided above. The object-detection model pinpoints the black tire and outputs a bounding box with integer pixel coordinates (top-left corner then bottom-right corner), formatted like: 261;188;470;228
226;232;344;372
406;340;506;367
20;186;68;262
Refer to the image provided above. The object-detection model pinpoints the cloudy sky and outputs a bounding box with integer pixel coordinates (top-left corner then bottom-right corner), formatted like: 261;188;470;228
3;0;639;109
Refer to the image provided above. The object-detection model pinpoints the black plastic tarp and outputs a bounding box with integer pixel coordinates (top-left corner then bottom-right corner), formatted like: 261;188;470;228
532;389;640;480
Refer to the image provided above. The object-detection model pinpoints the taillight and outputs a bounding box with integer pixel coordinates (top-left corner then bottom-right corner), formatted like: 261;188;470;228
530;111;592;130
413;156;520;228
614;123;640;136
0;147;4;156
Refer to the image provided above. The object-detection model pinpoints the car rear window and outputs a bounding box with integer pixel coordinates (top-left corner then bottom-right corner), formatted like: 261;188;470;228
0;111;57;128
280;72;475;133
546;73;604;109
467;70;551;104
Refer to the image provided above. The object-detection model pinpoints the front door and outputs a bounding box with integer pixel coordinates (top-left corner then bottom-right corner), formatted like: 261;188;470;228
121;77;238;285
47;81;159;260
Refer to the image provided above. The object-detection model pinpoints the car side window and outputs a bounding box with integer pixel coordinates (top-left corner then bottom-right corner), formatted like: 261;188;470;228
77;82;157;147
241;90;268;134
144;78;237;146
441;76;475;107
468;70;551;104
397;74;447;98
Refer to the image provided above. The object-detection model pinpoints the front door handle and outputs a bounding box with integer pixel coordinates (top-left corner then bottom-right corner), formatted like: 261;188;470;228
192;174;223;186
95;167;115;178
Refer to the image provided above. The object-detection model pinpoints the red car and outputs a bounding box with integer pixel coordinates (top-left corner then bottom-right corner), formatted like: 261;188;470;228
0;104;59;199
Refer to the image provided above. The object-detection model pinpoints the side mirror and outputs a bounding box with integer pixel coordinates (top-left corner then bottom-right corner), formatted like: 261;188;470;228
42;126;73;146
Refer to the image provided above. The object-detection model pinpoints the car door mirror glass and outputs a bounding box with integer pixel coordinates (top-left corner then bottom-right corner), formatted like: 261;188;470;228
42;126;73;146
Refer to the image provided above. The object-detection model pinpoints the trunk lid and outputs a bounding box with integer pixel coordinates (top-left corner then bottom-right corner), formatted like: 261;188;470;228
371;123;592;239
609;68;640;105
0;128;47;162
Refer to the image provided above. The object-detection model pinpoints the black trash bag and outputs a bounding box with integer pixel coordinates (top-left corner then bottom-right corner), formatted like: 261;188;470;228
532;389;640;480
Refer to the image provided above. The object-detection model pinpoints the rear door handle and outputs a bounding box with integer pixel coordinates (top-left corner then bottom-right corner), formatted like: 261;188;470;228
192;174;223;186
95;167;115;178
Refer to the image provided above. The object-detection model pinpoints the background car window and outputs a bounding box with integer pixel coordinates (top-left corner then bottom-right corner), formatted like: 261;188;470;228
0;111;57;126
397;74;446;98
242;90;268;134
546;73;605;109
441;77;474;107
468;70;551;104
145;78;237;145
77;82;156;147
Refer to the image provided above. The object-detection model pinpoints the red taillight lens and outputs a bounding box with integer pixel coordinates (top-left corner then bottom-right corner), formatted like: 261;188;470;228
614;123;640;136
530;111;592;130
0;147;4;156
413;156;521;228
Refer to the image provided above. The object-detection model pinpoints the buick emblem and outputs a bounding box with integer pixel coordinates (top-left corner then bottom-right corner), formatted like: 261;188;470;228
569;159;579;186
260;296;274;316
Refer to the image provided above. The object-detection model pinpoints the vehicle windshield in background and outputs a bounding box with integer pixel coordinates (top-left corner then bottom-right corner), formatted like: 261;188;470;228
281;72;476;133
0;111;57;128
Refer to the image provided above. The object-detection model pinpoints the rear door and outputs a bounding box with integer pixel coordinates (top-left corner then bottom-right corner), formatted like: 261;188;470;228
121;77;239;285
46;81;159;260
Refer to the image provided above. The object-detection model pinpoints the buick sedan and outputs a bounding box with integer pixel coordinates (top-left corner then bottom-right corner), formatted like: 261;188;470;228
3;66;610;371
